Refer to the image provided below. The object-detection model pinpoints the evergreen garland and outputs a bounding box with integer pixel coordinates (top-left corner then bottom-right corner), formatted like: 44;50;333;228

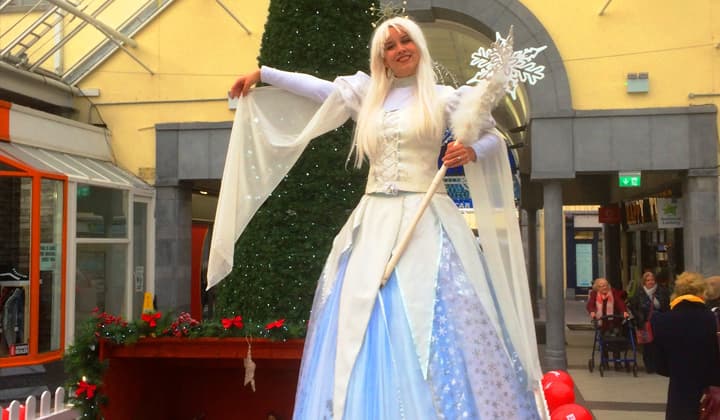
214;1;373;329
64;310;293;418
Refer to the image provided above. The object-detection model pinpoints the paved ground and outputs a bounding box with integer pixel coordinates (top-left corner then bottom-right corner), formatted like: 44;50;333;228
541;298;667;419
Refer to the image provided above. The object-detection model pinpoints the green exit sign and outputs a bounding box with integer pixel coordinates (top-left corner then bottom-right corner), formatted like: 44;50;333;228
619;171;641;187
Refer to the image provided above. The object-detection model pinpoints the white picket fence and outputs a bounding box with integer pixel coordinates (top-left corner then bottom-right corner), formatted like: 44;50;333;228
1;387;79;420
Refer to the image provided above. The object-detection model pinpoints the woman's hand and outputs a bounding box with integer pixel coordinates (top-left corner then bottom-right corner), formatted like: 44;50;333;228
442;141;476;168
229;69;261;98
590;311;596;319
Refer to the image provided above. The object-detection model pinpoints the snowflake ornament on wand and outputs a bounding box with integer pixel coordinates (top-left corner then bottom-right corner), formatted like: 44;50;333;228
467;27;548;100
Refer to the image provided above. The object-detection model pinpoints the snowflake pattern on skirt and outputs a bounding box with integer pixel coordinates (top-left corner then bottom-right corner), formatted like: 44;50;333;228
428;232;539;419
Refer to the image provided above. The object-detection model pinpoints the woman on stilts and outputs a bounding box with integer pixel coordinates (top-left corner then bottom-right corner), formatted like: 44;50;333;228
210;16;547;419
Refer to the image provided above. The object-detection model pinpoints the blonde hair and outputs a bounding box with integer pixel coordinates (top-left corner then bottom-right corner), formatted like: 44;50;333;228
592;278;609;292
705;276;720;301
642;271;655;286
672;271;706;299
350;17;443;168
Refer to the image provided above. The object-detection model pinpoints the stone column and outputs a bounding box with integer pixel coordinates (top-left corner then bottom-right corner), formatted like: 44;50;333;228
525;208;540;318
154;184;192;312
682;171;720;275
543;181;567;370
155;126;193;312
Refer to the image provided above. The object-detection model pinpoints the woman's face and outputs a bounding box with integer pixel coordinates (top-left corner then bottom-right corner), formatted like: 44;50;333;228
383;27;420;78
644;274;656;288
596;280;610;294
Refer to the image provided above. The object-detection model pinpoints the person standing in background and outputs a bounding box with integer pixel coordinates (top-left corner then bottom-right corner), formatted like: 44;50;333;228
652;271;720;420
704;275;720;309
628;271;670;373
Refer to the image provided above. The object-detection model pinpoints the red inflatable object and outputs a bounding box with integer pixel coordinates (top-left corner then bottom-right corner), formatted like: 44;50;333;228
550;403;592;420
543;380;575;413
542;370;575;389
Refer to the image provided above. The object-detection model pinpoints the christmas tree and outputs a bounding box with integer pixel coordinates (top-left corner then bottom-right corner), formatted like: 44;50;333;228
214;0;373;335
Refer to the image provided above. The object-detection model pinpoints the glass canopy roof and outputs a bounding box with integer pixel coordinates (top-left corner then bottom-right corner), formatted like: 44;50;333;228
0;140;152;192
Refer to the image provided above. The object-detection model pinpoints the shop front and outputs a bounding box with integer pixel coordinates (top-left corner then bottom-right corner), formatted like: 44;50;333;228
623;192;684;289
0;101;154;367
0;155;65;364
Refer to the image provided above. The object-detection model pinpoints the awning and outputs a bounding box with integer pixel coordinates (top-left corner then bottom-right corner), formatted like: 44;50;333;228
0;101;152;193
0;141;152;193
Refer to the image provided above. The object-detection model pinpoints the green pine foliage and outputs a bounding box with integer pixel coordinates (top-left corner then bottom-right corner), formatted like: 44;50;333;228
214;1;373;331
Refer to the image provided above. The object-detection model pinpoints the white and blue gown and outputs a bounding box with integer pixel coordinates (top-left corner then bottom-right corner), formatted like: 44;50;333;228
207;66;546;419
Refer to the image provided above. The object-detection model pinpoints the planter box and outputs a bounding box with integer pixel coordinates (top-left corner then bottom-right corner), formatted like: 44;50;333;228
99;338;304;420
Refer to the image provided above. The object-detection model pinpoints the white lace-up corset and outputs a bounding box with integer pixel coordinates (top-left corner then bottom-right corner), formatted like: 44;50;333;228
365;109;446;195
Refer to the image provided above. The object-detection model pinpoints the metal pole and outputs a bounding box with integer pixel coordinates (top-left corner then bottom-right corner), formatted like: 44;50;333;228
104;36;155;75
215;0;251;35
0;0;14;13
30;0;115;72
0;0;44;41
44;0;138;48
598;0;613;15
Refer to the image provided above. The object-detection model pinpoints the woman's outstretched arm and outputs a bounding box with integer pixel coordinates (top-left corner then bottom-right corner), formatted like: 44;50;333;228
229;66;335;103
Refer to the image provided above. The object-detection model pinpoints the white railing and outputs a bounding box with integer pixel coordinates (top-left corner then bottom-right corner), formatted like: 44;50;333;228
1;387;79;420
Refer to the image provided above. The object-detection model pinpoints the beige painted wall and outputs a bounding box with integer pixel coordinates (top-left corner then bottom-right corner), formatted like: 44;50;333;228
74;1;268;179
523;0;719;110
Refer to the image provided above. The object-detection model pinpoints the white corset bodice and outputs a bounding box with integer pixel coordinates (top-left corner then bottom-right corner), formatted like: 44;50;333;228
365;110;446;195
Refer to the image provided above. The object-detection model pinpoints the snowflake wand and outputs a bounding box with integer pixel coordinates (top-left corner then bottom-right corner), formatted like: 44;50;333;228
381;27;534;286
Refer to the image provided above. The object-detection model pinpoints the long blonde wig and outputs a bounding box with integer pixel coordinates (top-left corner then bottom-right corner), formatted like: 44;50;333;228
350;17;443;168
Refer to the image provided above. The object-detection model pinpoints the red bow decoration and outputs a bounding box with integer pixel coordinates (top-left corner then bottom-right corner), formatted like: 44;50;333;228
221;315;243;329
265;318;285;330
75;380;97;399
141;312;161;327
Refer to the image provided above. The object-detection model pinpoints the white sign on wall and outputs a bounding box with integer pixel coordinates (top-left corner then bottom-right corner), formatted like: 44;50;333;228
40;243;57;271
656;198;683;228
575;243;594;288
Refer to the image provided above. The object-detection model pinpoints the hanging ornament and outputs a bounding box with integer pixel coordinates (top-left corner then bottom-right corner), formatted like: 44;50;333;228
244;338;257;392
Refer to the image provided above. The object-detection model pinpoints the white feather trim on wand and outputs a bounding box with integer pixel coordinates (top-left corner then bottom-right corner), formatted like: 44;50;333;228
450;27;515;146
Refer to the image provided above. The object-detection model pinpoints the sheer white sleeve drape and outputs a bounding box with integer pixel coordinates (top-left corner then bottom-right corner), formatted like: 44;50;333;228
465;136;545;403
206;87;352;289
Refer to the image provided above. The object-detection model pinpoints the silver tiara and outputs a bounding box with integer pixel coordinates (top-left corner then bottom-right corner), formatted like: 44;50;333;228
369;1;408;28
